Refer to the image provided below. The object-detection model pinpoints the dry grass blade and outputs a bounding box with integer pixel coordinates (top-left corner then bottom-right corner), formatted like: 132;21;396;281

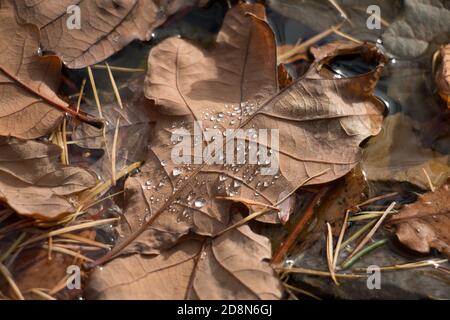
62;118;69;165
344;202;396;262
106;63;124;109
0;263;24;300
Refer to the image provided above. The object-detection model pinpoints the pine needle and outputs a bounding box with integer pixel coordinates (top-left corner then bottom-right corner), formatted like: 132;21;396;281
276;266;365;278
19;218;119;248
60;233;112;249
422;167;435;192
42;244;93;262
29;288;56;300
332;211;349;271
283;283;322;300
76;79;86;114
106;63;124;109
92;65;145;73
341;219;377;249
61;118;69;165
354;259;448;272
0;263;24;300
341;238;388;269
87;66;103;119
326;222;338;284
0;232;26;263
343;202;396;263
111;116;121;186
213;208;270;238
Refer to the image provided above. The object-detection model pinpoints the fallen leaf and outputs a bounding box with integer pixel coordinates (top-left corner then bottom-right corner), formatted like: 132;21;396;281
13;0;201;69
103;4;385;260
389;181;450;258
86;222;283;299
435;44;450;107
0;136;96;220
0;1;66;139
382;0;450;59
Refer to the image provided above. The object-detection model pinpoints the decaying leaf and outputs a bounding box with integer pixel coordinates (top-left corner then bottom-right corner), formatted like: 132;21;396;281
87;222;283;299
13;0;201;69
0;1;65;139
382;0;450;59
0;136;96;220
389;181;450;258
435;44;450;107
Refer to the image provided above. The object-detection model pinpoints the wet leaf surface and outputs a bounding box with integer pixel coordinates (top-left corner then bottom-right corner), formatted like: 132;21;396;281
389;181;450;257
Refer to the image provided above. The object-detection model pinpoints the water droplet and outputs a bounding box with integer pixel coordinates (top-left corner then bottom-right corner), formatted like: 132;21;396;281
219;174;227;181
172;167;182;176
218;112;224;118
160;160;167;167
194;198;206;208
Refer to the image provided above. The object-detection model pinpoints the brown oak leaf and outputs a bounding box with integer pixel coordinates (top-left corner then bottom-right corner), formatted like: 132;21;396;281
389;182;450;258
435;44;450;108
0;0;66;139
0;136;96;220
86;222;283;299
13;0;201;69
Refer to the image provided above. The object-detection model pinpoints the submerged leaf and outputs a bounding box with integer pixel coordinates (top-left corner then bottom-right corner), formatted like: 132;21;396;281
13;0;201;69
0;137;96;220
389;182;450;258
382;0;450;58
0;1;65;139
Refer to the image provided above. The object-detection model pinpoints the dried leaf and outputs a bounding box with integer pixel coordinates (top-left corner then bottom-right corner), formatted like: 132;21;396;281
382;0;450;59
0;137;96;220
114;4;385;256
435;44;450;107
0;1;65;139
389;182;450;258
86;223;283;299
13;0;200;69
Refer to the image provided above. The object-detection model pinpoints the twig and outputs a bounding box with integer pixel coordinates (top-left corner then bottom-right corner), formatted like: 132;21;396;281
271;186;330;265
